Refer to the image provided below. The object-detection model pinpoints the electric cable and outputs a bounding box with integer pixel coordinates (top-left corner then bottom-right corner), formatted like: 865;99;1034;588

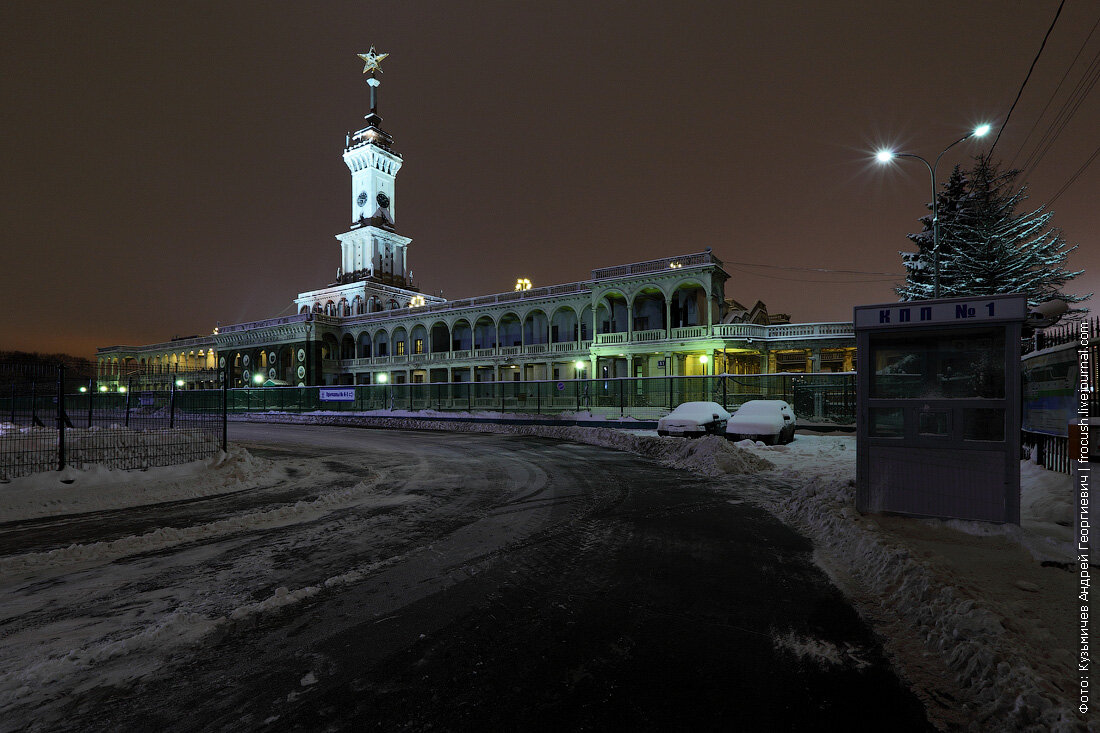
990;0;1066;156
1010;13;1100;169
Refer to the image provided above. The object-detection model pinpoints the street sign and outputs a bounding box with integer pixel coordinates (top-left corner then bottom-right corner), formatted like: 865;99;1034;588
556;382;565;391
657;359;665;367
319;387;355;402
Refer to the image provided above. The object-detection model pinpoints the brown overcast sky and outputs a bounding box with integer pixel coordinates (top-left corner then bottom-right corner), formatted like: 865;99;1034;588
2;1;1098;359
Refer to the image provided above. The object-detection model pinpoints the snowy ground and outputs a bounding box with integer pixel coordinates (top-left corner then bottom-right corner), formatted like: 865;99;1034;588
0;413;1087;730
223;412;1087;730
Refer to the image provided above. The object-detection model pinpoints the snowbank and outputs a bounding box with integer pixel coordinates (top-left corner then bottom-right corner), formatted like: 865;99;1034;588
0;445;280;523
726;435;1084;732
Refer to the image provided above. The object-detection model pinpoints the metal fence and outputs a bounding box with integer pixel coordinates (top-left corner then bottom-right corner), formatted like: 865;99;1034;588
1020;316;1098;474
227;373;857;425
1;363;227;481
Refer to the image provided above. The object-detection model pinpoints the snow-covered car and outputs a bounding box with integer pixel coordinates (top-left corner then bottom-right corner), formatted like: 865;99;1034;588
657;401;732;438
725;400;796;444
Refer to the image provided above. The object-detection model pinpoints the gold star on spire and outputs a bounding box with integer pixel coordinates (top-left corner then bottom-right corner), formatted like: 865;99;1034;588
357;46;389;74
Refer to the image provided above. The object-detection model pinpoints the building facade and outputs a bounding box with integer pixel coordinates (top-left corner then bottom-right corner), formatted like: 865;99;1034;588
97;53;854;390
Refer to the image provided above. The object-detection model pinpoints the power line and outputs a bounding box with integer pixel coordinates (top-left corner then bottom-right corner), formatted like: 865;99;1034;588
990;0;1066;156
1048;142;1100;205
1010;12;1100;169
1018;46;1100;175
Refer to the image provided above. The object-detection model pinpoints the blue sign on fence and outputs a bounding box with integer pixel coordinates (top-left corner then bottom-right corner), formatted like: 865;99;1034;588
319;387;355;402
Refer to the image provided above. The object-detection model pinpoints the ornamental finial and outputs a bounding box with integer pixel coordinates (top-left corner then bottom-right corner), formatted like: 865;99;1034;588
357;46;389;75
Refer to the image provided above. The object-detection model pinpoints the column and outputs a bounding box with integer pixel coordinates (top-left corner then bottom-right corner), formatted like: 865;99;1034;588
665;301;673;337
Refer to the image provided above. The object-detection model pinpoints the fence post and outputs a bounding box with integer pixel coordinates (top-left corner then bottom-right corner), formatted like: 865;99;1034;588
169;381;176;429
57;363;66;471
10;383;16;424
87;379;94;427
722;377;727;410
619;378;624;418
124;378;133;427
221;368;228;453
536;380;541;415
31;380;38;427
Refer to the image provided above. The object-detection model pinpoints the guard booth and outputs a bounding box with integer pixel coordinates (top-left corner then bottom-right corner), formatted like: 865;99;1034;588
855;294;1026;523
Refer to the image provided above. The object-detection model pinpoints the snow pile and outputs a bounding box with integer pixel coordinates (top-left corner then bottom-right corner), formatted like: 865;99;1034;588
0;445;279;522
771;629;870;670
230;584;322;621
0;480;415;577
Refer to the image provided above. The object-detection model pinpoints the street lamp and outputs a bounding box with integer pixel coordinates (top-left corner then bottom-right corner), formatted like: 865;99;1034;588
875;123;991;298
574;360;586;379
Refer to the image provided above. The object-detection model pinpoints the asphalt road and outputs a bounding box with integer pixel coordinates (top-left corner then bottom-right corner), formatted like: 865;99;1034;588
36;423;931;731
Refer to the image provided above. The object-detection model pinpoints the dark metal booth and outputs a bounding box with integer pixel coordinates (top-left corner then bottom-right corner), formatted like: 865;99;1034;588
855;294;1026;523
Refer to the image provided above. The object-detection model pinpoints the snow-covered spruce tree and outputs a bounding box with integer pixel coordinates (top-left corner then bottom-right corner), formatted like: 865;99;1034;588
896;164;970;300
897;154;1088;317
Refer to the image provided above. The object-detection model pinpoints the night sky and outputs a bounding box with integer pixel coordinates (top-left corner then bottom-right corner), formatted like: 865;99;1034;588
3;1;1097;358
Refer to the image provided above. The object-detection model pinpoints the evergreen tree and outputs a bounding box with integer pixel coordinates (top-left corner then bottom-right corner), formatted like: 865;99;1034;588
897;164;969;300
896;154;1088;318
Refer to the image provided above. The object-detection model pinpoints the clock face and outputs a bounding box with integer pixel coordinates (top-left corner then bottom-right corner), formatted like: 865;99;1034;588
356;191;368;207
376;192;390;209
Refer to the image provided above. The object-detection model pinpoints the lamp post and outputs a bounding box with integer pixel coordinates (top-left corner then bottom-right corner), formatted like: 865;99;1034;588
875;124;991;299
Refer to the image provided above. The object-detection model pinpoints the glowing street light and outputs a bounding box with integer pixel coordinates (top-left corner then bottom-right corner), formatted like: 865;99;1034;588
79;386;87;393
874;123;992;298
253;373;265;385
514;278;533;292
118;386;127;393
99;385;108;393
175;379;185;388
376;373;388;384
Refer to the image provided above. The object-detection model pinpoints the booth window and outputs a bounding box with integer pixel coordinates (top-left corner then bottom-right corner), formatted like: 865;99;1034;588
963;408;1005;441
869;407;904;437
870;329;1005;399
918;408;951;436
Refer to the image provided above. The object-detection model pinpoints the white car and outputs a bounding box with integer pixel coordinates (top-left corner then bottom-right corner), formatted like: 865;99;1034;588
725;400;796;444
657;401;732;438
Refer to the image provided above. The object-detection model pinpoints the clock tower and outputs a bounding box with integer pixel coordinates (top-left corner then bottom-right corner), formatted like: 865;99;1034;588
336;47;412;286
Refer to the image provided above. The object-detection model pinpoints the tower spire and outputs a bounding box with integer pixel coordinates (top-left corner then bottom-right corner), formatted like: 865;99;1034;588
357;46;389;117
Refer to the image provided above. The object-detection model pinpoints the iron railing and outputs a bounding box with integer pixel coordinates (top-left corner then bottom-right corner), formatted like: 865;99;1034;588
0;363;227;481
225;373;856;424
